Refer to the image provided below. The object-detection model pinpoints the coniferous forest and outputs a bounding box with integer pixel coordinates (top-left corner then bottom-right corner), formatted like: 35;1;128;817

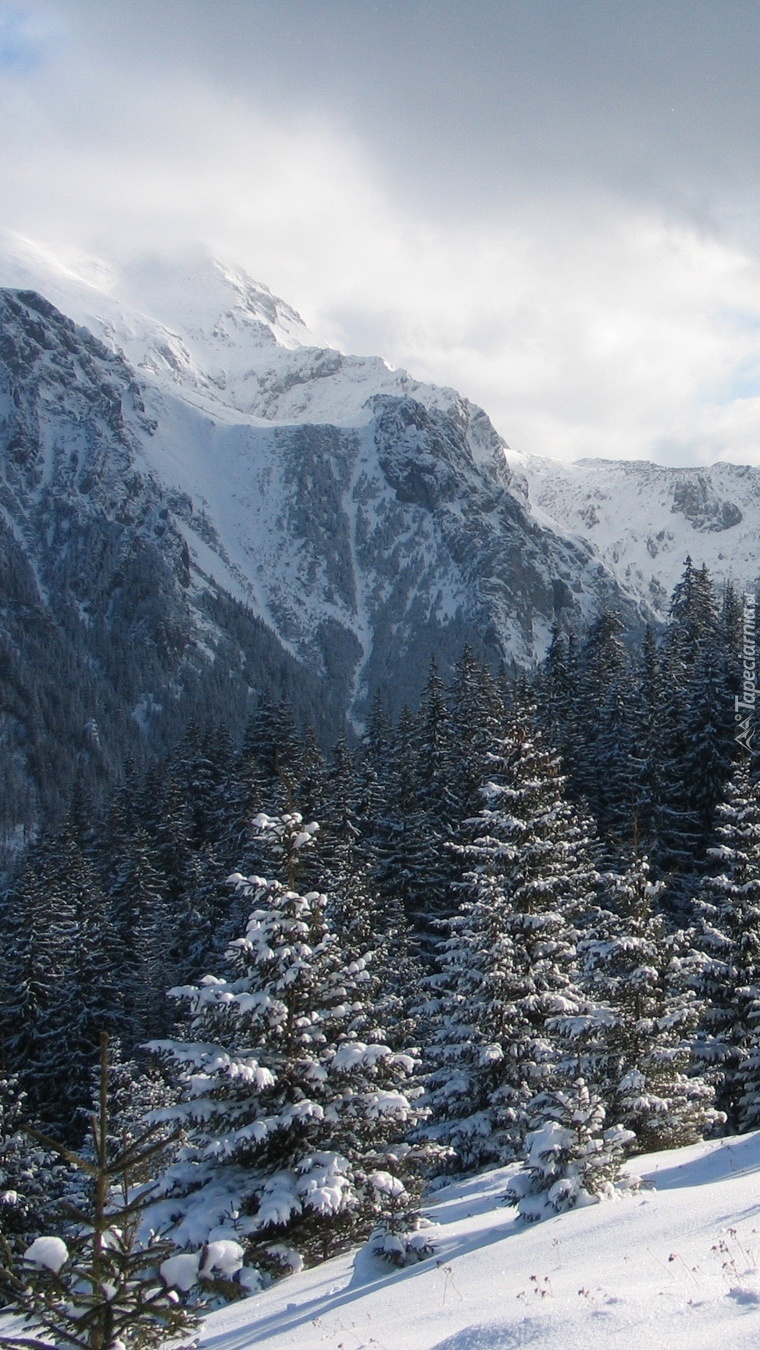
1;556;759;1337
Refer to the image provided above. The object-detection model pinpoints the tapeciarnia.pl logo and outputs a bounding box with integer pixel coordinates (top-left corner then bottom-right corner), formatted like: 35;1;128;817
735;592;756;752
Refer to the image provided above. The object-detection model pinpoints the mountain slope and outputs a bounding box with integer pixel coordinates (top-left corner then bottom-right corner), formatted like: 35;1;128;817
199;1132;760;1350
514;452;760;613
134;377;642;716
0;288;347;855
0;232;648;684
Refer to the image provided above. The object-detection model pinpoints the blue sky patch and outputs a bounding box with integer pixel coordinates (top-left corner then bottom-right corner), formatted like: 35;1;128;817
0;7;47;74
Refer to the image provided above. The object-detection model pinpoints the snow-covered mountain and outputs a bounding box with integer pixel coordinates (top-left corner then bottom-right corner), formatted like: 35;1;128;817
0;232;644;768
0;230;518;449
8;228;754;631
15;227;760;848
513;452;760;615
0;283;349;851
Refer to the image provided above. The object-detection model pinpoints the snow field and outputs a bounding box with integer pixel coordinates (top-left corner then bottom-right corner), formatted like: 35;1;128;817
200;1133;760;1349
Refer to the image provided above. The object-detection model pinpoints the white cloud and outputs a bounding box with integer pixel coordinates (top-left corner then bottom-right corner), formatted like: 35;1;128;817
288;199;760;465
3;2;760;465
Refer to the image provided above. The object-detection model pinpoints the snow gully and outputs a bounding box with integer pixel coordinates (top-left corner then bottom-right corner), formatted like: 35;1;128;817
735;592;757;752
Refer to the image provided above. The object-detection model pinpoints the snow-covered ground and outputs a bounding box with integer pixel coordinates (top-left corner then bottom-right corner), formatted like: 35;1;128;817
201;1133;760;1349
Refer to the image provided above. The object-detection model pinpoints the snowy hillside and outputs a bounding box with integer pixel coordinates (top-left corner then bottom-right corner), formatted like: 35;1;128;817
201;1133;760;1350
514;452;760;616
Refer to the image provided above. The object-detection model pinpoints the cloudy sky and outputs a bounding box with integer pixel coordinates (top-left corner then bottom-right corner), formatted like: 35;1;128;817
3;0;760;464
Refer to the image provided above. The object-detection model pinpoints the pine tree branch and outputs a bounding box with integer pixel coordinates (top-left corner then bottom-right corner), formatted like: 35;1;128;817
20;1126;98;1178
107;1122;182;1176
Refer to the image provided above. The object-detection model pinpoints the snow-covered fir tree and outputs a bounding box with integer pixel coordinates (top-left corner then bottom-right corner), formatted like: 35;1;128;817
0;1075;67;1251
370;664;461;942
444;646;507;833
0;1035;195;1350
627;625;665;853
536;625;578;772
0;827;121;1141
504;1078;635;1221
690;759;760;1128
370;705;422;924
148;812;429;1286
316;758;423;1054
577;855;721;1151
83;1039;178;1189
423;703;600;1171
572;610;636;858
652;560;720;882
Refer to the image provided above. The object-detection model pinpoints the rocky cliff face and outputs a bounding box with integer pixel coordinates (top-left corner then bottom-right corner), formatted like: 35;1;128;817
131;378;637;721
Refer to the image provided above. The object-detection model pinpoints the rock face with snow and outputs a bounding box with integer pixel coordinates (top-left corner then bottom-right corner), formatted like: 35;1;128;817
514;453;760;616
0;232;646;848
0;285;345;851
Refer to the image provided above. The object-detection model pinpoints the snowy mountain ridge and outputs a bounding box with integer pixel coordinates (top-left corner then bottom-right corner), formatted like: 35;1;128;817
0;229;476;436
511;452;760;615
5;228;755;632
10;227;758;848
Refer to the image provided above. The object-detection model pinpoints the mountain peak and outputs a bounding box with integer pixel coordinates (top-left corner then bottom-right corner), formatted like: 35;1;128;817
0;230;317;347
0;231;476;429
112;251;321;352
0;232;332;417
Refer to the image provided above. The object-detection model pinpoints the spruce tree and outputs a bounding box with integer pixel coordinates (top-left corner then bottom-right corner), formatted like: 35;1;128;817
573;610;635;856
106;825;173;1042
536;626;578;774
505;1078;634;1221
680;640;735;855
0;839;66;1122
239;698;302;810
423;702;599;1170
690;760;760;1128
578;856;720;1150
148;813;428;1282
406;660;460;935
316;760;423;1053
0;1076;67;1251
0;830;120;1141
446;646;508;826
652;559;719;883
0;1035;194;1350
370;706;422;927
667;558;718;663
628;625;665;852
